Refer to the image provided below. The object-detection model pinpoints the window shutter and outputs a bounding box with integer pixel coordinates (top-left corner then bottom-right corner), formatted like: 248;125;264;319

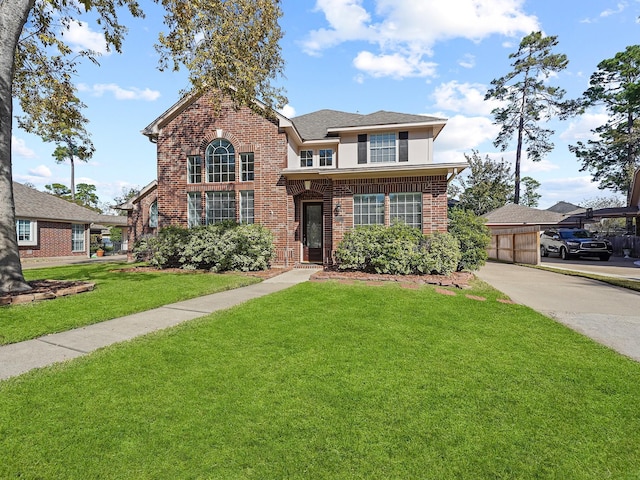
358;134;367;164
399;131;409;162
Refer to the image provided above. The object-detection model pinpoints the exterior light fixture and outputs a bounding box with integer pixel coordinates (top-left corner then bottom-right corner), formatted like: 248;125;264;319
334;203;342;216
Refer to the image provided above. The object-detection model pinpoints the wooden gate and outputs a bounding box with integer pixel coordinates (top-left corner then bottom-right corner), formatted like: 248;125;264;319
487;225;540;265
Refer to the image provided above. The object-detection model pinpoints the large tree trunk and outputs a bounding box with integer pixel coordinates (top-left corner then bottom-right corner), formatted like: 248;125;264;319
0;0;35;293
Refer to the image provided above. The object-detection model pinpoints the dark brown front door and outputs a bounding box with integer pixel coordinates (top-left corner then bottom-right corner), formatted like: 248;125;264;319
303;202;323;262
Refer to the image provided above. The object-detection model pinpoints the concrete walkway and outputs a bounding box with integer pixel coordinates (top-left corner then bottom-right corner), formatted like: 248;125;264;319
0;268;318;381
476;262;640;362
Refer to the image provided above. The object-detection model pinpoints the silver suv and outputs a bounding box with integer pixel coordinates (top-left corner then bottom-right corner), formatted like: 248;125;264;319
540;228;612;261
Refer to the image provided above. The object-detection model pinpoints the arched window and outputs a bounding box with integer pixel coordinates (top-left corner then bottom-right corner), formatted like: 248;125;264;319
206;139;235;182
149;201;158;228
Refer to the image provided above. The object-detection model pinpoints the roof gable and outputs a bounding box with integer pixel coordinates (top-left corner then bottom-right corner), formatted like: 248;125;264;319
291;109;447;141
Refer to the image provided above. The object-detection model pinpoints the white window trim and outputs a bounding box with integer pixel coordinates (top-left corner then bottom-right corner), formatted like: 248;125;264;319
71;224;86;252
16;219;38;246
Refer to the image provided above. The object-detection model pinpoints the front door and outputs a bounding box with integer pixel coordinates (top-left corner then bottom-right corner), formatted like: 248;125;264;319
303;202;323;262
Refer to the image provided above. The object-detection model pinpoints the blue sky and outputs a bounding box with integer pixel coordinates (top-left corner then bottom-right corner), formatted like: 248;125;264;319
11;0;640;209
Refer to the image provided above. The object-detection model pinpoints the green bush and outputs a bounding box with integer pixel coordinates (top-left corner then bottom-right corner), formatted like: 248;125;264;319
334;223;461;276
133;223;274;271
448;208;491;271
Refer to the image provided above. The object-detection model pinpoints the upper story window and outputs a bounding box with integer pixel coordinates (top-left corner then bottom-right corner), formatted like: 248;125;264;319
206;139;235;182
319;149;333;167
149;201;158;228
241;153;254;181
300;150;313;167
16;219;37;246
187;156;202;184
358;131;409;164
370;133;396;163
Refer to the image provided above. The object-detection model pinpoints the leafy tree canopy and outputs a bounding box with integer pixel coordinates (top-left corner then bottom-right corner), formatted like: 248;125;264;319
569;45;640;204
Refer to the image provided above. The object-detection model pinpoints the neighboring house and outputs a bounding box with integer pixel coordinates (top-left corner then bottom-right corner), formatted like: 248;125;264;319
546;201;584;216
483;203;581;230
13;182;128;259
126;92;467;266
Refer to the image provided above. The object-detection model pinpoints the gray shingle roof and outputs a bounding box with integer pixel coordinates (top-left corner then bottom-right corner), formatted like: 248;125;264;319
14;182;126;226
484;204;566;225
546;201;585;214
291;109;447;141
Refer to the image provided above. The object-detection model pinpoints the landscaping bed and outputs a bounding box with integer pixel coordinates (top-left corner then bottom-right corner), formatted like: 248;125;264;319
311;268;474;288
0;280;95;306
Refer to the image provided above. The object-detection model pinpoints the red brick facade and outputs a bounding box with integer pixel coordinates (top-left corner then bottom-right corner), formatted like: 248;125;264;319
18;221;88;259
135;93;452;267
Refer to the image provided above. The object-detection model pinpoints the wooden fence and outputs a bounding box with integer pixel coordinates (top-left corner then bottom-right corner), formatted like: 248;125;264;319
487;225;541;265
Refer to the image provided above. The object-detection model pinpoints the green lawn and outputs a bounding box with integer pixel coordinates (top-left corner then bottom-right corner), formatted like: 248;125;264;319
0;263;260;345
1;280;639;478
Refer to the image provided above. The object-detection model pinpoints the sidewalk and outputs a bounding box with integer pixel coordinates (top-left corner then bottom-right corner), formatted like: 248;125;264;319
0;268;319;381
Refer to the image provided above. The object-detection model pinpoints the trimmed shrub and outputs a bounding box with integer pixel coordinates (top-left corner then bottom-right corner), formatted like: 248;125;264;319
448;208;491;271
334;223;461;276
133;223;274;272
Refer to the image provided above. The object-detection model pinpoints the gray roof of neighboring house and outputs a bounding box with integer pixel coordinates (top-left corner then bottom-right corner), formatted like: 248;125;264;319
291;109;447;141
546;201;585;215
14;182;127;226
484;203;567;225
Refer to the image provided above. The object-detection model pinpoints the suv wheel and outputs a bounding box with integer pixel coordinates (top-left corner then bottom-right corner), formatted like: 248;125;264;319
560;247;570;260
540;245;548;257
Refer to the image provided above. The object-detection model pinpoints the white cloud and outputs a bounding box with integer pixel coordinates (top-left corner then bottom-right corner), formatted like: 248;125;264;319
458;54;476;69
303;0;539;78
540;176;604;205
559;109;608;142
279;104;296;118
28;165;52;178
434;114;500;152
353;51;437;78
78;83;161;101
11;136;37;159
431;81;499;116
600;2;627;18
63;21;109;55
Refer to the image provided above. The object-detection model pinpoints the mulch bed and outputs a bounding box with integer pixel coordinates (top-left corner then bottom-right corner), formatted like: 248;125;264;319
310;269;474;289
0;280;95;306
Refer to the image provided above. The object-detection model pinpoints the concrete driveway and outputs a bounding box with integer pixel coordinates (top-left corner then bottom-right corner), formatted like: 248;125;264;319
541;254;640;281
476;261;640;362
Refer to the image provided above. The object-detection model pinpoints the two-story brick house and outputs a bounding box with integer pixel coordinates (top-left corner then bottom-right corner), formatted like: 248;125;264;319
126;92;467;267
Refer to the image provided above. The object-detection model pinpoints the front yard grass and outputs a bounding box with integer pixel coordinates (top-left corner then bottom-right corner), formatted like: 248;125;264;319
0;263;260;345
1;280;639;478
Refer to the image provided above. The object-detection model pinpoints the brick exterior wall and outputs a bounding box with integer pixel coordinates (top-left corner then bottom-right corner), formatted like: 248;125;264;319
141;93;451;267
18;221;88;258
127;187;158;259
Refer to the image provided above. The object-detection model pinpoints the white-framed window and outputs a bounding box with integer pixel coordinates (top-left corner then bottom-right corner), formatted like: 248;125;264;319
72;224;85;252
240;190;254;224
16;219;37;246
187;192;202;227
319;149;333;167
206;139;235;182
187;156;202;184
300;150;313;167
240;153;254;181
390;193;422;229
370;133;396;163
206;191;236;224
149;201;158;228
353;194;385;226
